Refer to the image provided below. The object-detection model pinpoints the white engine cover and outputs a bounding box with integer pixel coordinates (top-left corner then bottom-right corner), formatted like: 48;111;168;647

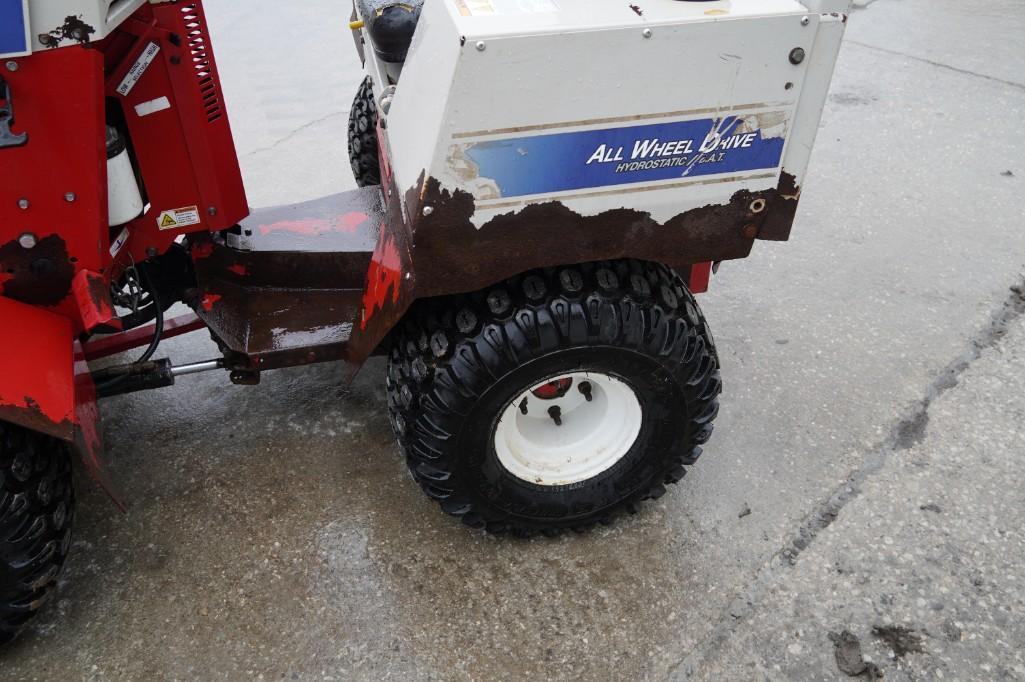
376;0;850;227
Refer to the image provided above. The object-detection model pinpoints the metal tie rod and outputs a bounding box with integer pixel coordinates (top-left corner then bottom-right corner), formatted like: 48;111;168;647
170;359;225;377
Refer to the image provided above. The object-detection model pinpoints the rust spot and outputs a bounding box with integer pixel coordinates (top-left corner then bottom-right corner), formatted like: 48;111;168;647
757;171;801;241
405;175;778;300
40;16;96;49
0;400;74;443
0;234;76;307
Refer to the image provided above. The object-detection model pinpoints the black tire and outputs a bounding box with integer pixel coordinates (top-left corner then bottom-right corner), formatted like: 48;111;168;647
347;76;381;187
386;260;722;536
0;423;74;645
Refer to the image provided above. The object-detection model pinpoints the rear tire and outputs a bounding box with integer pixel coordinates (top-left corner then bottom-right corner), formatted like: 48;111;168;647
0;423;74;645
386;260;722;536
347;76;381;188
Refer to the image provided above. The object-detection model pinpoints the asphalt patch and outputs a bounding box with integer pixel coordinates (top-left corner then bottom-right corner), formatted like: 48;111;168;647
872;625;926;658
829;630;883;679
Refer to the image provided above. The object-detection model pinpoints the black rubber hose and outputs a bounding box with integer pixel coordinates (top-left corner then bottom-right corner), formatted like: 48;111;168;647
95;269;164;395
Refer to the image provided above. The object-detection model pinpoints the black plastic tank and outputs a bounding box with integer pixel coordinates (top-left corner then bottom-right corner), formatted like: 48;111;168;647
356;0;424;63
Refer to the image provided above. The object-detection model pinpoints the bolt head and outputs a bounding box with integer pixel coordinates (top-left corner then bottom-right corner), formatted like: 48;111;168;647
801;16;810;26
18;233;37;249
642;28;653;39
475;41;486;51
789;47;807;65
16;198;29;210
208;206;217;216
64;192;76;202
5;60;17;72
422;206;434;217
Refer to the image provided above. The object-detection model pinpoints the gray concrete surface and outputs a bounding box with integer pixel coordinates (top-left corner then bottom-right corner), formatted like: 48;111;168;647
2;0;1024;679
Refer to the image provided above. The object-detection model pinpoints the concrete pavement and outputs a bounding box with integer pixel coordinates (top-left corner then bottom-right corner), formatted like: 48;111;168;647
1;0;1024;679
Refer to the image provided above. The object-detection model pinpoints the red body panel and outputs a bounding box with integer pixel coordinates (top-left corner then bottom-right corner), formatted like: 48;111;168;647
0;48;107;330
0;297;75;440
105;2;249;266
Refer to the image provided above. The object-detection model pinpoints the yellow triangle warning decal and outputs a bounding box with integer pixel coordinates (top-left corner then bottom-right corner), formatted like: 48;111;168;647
160;214;178;228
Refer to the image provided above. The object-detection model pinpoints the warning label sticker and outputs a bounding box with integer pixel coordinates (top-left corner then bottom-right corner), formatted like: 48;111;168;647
157;206;201;231
454;0;558;16
116;42;160;97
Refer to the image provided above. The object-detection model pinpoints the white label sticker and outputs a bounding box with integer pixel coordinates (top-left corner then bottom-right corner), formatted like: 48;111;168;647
135;96;171;117
109;227;130;257
157;206;202;231
116;42;161;96
455;0;558;16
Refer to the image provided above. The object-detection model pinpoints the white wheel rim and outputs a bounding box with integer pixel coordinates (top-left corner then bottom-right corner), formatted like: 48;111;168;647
493;372;643;487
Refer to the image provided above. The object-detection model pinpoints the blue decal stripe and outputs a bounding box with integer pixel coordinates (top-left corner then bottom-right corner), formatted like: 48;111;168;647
464;115;787;199
0;0;28;56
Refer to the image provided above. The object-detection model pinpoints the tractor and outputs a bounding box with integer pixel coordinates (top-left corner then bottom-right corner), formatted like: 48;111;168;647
0;0;850;642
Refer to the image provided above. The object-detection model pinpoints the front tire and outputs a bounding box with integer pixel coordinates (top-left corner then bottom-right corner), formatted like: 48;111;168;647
386;260;722;536
0;423;74;645
347;76;380;188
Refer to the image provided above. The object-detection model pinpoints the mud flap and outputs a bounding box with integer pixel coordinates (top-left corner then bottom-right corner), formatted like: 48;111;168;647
0;297;123;509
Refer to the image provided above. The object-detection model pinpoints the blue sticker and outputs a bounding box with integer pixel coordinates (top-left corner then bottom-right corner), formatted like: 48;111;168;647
0;0;28;56
464;115;786;199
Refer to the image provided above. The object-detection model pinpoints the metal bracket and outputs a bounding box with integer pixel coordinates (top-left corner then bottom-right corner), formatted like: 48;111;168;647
0;76;28;148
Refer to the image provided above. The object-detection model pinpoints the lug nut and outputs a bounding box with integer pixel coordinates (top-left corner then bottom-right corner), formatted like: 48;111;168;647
18;233;37;249
548;406;563;427
578;381;593;402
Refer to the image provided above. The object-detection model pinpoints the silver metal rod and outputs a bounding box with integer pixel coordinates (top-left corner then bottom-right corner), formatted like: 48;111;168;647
170;360;224;377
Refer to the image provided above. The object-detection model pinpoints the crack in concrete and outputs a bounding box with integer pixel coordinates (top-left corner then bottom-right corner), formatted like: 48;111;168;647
846;40;1025;92
243;110;347;159
670;276;1025;679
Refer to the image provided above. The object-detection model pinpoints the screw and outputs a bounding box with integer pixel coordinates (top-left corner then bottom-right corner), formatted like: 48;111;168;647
5;61;17;72
422;206;434;217
801;16;810;26
208;206;217;216
642;28;653;39
520;398;529;415
578;382;593;402
785;81;794;90
64;192;76;202
548;405;563;426
17;198;29;209
18;233;37;249
476;41;486;51
789;47;806;65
